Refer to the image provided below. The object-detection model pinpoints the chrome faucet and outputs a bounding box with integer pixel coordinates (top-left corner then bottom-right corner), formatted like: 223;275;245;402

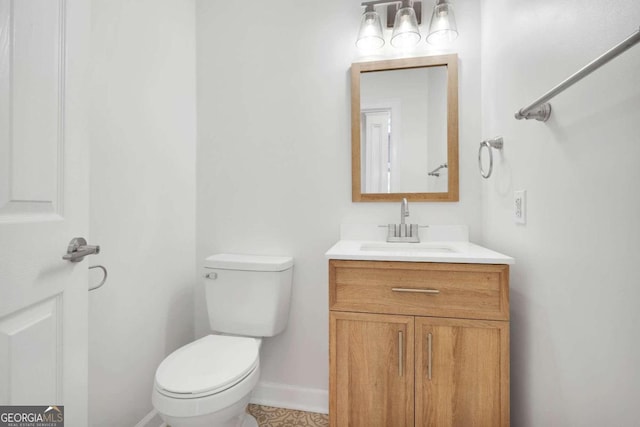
386;198;420;243
401;198;409;225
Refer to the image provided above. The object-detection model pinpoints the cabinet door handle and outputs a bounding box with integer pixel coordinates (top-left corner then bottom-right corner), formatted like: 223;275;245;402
398;330;404;377
427;333;433;380
392;287;440;294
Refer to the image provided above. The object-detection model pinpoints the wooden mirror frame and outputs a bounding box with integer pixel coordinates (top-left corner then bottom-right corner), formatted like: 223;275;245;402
351;54;459;202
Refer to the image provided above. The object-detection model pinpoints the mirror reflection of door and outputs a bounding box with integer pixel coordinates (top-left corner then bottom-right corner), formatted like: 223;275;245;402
362;109;392;193
360;66;448;194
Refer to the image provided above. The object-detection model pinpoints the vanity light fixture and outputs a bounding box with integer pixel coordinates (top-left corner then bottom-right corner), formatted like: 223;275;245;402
426;0;458;45
356;0;458;50
356;0;422;50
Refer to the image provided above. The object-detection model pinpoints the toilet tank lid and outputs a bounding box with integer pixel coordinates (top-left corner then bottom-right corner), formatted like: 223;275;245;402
205;253;293;272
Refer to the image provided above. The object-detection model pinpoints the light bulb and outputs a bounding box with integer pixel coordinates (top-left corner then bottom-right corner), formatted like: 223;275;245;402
356;10;385;50
427;0;458;45
390;3;421;48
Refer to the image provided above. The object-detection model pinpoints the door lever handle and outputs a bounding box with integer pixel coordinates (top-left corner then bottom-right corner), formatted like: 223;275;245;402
63;237;100;262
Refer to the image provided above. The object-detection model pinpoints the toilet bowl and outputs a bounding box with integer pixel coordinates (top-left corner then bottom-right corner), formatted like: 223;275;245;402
152;254;294;427
152;335;261;427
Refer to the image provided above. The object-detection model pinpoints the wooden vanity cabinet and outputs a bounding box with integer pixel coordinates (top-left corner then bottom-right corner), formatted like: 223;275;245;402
329;260;510;427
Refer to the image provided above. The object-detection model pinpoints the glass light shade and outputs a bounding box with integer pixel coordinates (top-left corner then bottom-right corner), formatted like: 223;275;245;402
356;11;385;50
390;5;421;48
426;0;458;45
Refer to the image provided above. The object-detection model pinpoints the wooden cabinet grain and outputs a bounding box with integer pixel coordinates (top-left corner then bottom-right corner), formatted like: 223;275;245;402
329;260;510;427
330;312;414;427
414;317;509;427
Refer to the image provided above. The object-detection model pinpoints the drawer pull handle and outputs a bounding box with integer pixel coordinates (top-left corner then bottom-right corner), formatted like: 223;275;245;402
398;330;403;377
392;287;440;294
427;332;433;380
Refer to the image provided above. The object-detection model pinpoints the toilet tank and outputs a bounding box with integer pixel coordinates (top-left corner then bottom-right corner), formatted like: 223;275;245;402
203;254;294;337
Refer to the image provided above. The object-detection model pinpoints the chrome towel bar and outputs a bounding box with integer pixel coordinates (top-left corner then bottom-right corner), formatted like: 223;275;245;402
515;26;640;122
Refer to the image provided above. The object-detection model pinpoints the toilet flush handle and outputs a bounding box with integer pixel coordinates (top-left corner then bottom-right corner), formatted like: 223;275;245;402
203;272;217;280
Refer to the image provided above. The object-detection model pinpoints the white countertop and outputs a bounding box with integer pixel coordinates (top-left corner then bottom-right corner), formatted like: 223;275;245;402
325;240;514;265
325;225;514;265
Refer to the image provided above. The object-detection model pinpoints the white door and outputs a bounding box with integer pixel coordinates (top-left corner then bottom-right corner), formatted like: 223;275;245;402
0;0;90;425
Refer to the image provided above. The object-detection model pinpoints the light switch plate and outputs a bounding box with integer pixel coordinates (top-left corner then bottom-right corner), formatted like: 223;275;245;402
514;190;526;224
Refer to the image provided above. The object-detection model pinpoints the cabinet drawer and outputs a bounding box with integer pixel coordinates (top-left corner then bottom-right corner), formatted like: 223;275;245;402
329;260;509;321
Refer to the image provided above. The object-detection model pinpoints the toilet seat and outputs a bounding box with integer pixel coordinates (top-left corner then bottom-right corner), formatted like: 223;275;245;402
155;335;260;398
152;362;260;420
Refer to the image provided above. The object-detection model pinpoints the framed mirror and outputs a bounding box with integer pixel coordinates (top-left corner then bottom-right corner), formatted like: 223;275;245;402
351;54;458;202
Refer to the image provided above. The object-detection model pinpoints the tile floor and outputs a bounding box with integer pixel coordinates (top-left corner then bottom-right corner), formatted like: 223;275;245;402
247;404;328;427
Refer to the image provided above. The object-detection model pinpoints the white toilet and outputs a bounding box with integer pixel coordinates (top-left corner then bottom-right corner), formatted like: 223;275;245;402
152;253;294;427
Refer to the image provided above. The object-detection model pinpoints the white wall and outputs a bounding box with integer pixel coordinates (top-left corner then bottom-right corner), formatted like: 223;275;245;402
480;1;640;425
89;0;196;425
195;0;482;411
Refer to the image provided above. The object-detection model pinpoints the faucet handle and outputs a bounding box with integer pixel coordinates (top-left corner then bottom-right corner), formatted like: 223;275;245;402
386;223;420;243
381;224;429;228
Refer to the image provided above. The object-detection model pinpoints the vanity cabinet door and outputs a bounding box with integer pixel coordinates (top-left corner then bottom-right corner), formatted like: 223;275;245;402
415;317;510;427
330;312;414;427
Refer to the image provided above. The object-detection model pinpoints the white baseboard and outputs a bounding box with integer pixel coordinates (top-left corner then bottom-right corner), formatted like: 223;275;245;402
250;381;328;414
135;383;328;425
134;409;165;427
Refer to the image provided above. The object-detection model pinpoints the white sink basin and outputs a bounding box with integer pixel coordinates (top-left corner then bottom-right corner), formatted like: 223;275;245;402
359;242;456;253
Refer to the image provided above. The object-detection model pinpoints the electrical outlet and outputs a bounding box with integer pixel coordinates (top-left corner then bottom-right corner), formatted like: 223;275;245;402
514;190;526;224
